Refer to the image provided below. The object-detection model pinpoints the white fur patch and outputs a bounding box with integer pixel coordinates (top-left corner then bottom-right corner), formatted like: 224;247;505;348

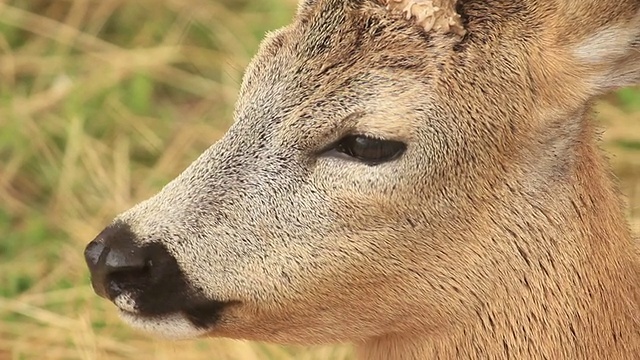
572;9;640;91
119;311;207;340
573;26;636;64
114;293;138;313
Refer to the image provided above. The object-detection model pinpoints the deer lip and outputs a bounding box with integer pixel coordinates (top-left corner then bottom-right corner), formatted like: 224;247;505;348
117;308;139;317
115;298;238;330
181;300;239;329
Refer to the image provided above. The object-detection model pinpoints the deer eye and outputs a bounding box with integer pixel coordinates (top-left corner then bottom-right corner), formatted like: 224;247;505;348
334;135;406;165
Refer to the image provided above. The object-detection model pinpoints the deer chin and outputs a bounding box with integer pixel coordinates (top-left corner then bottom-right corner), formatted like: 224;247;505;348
117;310;209;340
111;291;237;340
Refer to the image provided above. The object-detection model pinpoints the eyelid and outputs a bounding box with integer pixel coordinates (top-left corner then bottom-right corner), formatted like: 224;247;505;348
326;137;407;167
316;136;345;156
311;112;364;155
319;134;407;161
312;111;409;156
319;132;404;155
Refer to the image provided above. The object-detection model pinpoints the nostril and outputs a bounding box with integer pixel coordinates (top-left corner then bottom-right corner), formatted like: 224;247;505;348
104;247;148;273
100;245;151;299
84;222;154;300
84;240;106;269
106;257;152;299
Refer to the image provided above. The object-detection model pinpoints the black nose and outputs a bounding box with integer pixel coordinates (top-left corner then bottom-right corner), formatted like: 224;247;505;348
84;222;151;300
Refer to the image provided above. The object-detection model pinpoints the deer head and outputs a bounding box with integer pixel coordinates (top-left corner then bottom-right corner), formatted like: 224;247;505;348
85;0;640;358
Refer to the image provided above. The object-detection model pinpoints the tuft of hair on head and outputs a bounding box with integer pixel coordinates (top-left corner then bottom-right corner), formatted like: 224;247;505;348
385;0;466;36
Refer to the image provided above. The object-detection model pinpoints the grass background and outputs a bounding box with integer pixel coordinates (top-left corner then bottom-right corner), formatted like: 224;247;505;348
0;0;639;359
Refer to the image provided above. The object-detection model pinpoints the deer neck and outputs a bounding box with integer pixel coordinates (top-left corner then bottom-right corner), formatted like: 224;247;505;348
357;116;640;359
358;274;640;359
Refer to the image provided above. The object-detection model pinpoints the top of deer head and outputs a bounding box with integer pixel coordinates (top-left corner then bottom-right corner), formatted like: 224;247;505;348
85;0;640;358
386;0;466;36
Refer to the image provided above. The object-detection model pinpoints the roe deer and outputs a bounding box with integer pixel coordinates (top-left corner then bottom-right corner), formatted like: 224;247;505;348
84;0;640;358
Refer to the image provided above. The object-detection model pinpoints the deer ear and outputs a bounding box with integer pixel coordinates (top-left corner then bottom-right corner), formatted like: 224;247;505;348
572;9;640;93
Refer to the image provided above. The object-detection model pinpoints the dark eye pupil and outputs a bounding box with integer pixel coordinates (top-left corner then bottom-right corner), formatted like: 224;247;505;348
336;135;406;164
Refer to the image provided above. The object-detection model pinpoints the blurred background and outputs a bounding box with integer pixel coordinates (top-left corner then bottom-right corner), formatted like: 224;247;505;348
0;0;638;359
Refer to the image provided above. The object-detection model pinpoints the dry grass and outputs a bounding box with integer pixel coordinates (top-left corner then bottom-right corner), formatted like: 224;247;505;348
0;1;638;359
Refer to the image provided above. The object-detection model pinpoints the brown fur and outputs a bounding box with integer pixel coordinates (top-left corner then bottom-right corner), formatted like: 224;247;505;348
95;0;640;358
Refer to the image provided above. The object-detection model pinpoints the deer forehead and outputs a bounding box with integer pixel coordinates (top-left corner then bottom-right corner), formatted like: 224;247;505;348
241;24;442;144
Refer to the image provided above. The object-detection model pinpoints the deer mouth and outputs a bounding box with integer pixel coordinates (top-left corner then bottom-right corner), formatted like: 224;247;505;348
112;290;237;330
117;309;210;340
111;293;239;339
